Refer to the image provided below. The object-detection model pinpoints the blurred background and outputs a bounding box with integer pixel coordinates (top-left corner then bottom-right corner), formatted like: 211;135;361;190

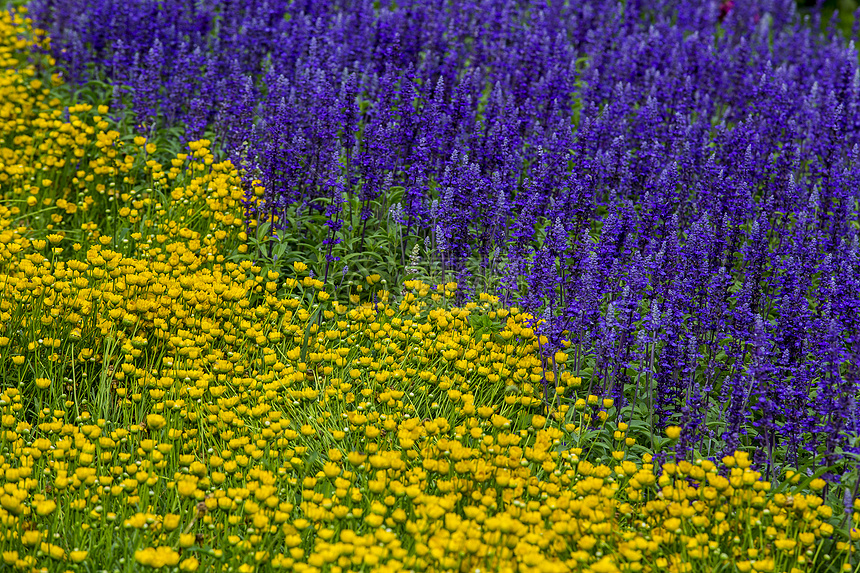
798;0;857;33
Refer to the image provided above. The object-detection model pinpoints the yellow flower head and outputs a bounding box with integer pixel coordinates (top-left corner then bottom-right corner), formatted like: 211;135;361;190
69;550;88;563
21;530;41;546
146;413;167;431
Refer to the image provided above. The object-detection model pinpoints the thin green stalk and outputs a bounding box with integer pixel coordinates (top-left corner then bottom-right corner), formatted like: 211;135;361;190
647;342;656;453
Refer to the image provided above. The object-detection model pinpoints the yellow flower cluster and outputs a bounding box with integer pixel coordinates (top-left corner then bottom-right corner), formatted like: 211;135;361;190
0;376;856;573
0;8;855;573
0;10;245;249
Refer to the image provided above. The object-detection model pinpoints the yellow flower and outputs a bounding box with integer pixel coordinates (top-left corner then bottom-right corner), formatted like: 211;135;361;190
21;530;41;546
69;550;88;563
176;479;197;497
1;496;21;516
293;261;307;273
665;426;681;440
322;462;340;478
135;546;180;568
41;542;64;560
163;514;181;531
146;413;167;431
35;499;56;515
590;558;620;573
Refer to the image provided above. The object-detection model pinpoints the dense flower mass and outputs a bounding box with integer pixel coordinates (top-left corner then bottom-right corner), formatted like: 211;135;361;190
24;0;860;476
0;2;859;572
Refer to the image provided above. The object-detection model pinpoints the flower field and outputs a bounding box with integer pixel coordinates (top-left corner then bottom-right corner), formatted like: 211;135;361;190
0;1;859;572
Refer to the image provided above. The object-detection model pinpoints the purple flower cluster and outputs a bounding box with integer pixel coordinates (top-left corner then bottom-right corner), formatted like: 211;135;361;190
31;0;860;471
